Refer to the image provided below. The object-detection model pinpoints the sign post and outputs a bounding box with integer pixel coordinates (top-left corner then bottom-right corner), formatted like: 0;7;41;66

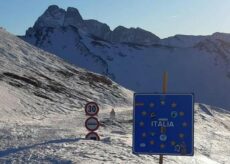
160;72;168;164
133;72;194;162
85;102;100;141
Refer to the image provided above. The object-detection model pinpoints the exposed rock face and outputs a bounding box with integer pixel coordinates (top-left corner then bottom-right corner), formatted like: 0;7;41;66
28;5;159;45
34;5;66;29
83;19;111;39
63;7;83;27
106;26;160;45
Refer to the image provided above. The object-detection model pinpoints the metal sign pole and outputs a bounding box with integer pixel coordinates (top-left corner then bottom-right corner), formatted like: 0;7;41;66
85;102;100;141
159;155;163;164
159;71;168;164
162;71;168;94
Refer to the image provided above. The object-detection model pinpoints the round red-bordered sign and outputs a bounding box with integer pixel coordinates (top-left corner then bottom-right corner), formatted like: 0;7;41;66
85;116;100;131
85;131;100;141
85;102;99;116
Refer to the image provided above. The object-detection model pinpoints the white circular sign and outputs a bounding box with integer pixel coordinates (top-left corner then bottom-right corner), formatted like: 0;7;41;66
85;102;99;116
85;117;100;131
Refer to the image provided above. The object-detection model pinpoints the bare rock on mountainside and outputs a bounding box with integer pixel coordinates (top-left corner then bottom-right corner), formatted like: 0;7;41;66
28;5;160;45
105;26;160;45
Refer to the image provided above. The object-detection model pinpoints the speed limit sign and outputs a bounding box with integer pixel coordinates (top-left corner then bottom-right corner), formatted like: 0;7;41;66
85;102;99;116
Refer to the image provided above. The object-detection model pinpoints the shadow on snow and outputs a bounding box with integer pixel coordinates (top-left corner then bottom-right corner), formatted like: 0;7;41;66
0;137;84;157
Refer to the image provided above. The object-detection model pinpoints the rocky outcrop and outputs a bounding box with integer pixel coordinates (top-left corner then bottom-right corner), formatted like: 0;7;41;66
34;5;66;29
27;5;159;45
63;7;84;27
83;19;111;39
106;26;160;45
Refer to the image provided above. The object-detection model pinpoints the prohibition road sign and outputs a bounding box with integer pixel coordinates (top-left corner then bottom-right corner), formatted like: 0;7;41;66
85;116;100;131
85;102;99;116
86;132;100;141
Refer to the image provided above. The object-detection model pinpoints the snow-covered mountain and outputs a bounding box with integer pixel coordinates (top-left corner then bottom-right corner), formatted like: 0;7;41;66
1;28;230;163
29;5;160;45
21;5;230;110
0;28;132;117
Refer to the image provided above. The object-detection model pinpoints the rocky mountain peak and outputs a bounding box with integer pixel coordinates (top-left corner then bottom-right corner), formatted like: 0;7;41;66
210;32;230;42
47;5;60;11
63;7;83;27
33;5;84;29
83;19;111;38
27;5;160;45
107;26;160;45
34;5;66;29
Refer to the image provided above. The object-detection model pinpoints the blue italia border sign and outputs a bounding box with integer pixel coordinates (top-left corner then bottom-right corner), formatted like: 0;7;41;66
133;93;194;156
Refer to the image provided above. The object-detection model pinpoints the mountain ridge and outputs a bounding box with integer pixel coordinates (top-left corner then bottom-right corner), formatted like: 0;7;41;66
27;5;160;45
21;5;230;110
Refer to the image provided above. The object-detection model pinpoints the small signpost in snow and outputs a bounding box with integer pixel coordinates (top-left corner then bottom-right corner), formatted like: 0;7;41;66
132;72;194;164
85;102;100;141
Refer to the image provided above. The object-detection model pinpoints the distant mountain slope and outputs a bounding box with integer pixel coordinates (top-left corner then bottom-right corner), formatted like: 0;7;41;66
0;28;132;120
21;5;230;110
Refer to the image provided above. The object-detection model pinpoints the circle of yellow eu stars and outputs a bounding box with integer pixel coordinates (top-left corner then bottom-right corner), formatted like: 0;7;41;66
138;101;187;149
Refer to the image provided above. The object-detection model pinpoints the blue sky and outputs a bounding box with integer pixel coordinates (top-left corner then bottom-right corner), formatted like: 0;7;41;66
0;0;230;38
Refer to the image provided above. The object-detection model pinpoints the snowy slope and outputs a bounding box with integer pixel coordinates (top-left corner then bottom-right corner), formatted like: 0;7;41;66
0;28;132;119
21;5;230;110
0;29;230;163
